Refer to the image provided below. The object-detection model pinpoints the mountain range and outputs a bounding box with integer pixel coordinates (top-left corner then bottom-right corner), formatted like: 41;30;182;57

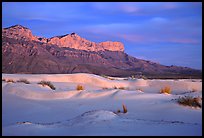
2;25;202;78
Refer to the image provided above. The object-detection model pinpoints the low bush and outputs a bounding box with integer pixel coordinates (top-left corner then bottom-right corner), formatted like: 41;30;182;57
136;88;143;92
6;79;15;83
113;86;117;89
160;86;171;94
38;81;56;90
118;87;126;90
17;78;30;84
76;85;84;90
177;96;202;108
113;86;126;90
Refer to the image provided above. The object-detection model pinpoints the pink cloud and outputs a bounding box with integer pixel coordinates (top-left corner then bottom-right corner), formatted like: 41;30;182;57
162;2;178;9
119;5;140;13
118;34;144;42
147;37;200;44
168;38;199;44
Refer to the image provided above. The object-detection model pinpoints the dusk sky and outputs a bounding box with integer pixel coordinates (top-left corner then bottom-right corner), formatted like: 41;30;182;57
2;2;202;70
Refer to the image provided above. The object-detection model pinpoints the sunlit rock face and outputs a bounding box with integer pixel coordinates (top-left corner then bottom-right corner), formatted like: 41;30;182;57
47;33;124;52
2;25;124;52
2;25;38;41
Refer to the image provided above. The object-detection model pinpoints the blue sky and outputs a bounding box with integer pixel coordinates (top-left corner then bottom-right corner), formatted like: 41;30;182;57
2;2;202;70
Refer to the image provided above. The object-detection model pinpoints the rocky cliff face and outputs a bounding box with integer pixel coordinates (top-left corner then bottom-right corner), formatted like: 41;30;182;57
2;25;124;52
2;25;38;41
2;25;202;78
47;33;124;52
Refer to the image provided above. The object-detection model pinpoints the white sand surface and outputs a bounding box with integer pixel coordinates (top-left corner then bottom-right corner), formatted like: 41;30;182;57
2;73;202;136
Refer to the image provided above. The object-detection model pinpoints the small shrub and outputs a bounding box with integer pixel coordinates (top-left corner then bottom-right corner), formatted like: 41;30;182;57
113;86;117;89
38;81;56;90
76;85;84;90
109;77;115;80
160;86;171;94
101;75;108;78
2;78;6;81
118;86;126;90
122;104;128;113
17;78;30;84
136;88;143;92
141;75;147;80
177;96;202;108
7;79;15;83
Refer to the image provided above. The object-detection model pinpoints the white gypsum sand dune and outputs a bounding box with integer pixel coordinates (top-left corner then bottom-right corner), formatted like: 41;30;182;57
2;73;202;136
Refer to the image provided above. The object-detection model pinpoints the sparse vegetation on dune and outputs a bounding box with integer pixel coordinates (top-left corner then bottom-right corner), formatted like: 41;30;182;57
160;86;171;94
113;86;117;89
177;96;202;108
6;79;15;83
115;104;128;114
76;85;84;90
118;86;126;90
136;88;144;92
122;104;128;113
113;86;127;90
17;78;30;84
38;81;56;90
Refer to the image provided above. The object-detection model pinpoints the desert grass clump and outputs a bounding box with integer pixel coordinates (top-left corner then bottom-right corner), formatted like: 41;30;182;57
17;78;30;84
102;87;109;90
114;104;128;114
136;88;143;92
6;79;15;83
113;86;117;89
160;86;171;94
113;86;127;90
122;104;128;113
177;96;202;108
38;81;56;90
117;109;121;113
118;86;126;90
141;75;147;80
76;85;84;90
108;77;115;80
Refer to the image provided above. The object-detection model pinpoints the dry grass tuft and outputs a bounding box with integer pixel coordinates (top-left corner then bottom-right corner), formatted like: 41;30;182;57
122;104;128;113
113;86;126;90
17;78;30;84
177;96;202;108
76;85;84;90
113;86;117;89
160;86;171;94
6;79;15;83
118;86;126;90
38;81;56;90
136;88;143;92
